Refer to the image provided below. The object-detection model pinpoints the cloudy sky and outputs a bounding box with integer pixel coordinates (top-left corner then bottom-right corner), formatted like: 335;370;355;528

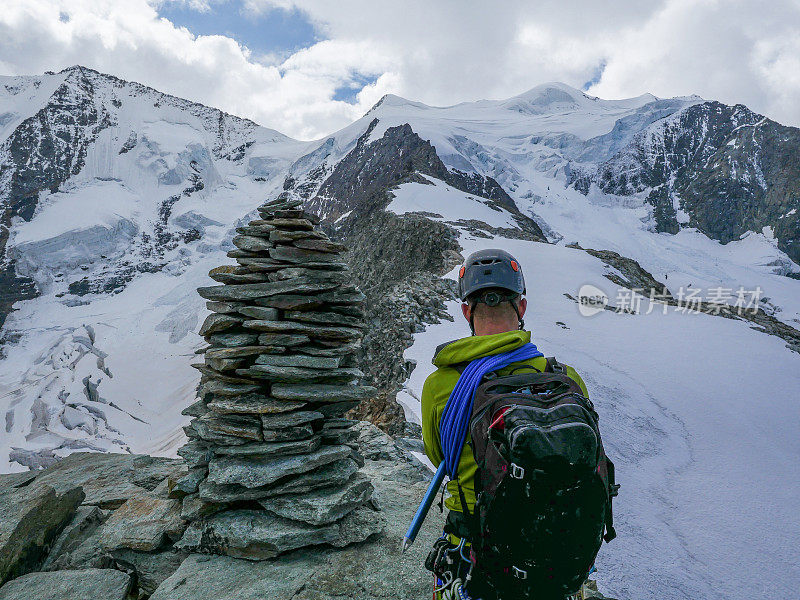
1;0;799;140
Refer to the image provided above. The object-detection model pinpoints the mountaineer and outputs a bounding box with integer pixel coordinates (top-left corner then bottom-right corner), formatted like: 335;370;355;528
420;249;618;600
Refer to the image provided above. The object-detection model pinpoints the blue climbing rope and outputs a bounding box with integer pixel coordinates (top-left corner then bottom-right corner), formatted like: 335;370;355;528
439;342;543;478
403;342;543;551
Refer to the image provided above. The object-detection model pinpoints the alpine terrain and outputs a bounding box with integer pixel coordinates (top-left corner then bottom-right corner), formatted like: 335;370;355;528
1;66;799;599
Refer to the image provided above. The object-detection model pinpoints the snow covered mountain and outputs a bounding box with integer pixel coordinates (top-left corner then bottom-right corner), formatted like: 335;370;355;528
1;67;799;599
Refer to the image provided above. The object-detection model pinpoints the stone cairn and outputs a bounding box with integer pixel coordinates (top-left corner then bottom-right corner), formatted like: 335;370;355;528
173;196;382;560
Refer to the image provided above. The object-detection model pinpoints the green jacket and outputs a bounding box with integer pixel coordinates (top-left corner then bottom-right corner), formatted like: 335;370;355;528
421;329;589;513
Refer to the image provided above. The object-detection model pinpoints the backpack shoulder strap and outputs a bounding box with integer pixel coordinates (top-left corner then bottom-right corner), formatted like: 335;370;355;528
544;356;566;374
450;361;469;374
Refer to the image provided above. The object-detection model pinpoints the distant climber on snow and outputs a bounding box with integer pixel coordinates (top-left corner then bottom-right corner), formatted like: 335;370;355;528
417;248;619;600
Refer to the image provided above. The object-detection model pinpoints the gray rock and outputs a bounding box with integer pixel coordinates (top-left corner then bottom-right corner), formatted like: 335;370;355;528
259;473;373;525
295;341;362;357
292;238;347;253
148;553;311;600
242;319;362;341
255;332;312;347
198;458;358;503
41;506;108;571
180;495;223;521
206;332;259;347
198;414;262;442
258;410;324;428
269;229;325;242
204;346;277;359
267;267;347;282
190;417;258;446
207;395;306;415
321;428;359;445
199;380;262;397
180;400;206;417
261;424;313;442
168;467;206;498
206;445;351;489
111;549;187;596
271;383;377;403
197;280;339;302
269;246;340;263
232;235;272;252
251;295;325;310
0;569;131;600
206;301;245;314
152;438;445;600
0;472;37;489
316;289;366;304
284;310;364;327
198;313;242;336
235;225;276;236
193;364;267;385
100;493;185;552
0;482;84;584
176;504;380;559
261;217;314;230
176;441;213;468
235;306;279;320
254;354;341;369
214;436;321;457
209;271;269;284
316;401;360;417
323;418;358;429
33;453;185;508
237;364;362;383
205;356;245;372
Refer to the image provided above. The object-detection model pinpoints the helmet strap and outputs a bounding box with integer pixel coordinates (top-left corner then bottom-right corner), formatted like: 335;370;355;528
509;298;524;331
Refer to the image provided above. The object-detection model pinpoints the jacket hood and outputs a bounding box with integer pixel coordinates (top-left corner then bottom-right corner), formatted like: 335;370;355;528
432;330;531;367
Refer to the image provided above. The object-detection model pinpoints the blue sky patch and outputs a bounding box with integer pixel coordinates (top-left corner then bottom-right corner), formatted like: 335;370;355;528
582;60;607;91
333;73;380;103
158;1;320;61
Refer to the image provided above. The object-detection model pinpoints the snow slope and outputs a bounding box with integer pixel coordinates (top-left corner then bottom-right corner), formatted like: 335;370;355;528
0;67;307;471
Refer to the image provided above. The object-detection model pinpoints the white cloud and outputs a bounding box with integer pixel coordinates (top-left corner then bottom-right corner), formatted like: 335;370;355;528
1;0;799;140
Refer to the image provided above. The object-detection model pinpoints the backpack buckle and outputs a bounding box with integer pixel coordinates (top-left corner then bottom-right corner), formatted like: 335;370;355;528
512;566;528;580
510;463;525;479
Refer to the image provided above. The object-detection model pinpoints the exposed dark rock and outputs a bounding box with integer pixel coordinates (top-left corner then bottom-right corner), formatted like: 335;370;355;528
573;101;800;263
0;482;84;584
110;548;187;596
40;506;109;571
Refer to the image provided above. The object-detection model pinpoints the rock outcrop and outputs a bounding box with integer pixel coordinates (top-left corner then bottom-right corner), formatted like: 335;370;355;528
175;196;382;558
0;424;450;600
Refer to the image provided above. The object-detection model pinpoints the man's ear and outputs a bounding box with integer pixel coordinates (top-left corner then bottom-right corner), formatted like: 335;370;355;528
517;297;527;318
461;302;471;322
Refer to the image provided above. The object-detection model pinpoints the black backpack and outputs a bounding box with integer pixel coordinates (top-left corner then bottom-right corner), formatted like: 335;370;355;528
456;357;619;599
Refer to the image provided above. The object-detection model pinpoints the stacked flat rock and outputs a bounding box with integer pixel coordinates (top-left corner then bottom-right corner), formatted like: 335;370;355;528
173;196;382;560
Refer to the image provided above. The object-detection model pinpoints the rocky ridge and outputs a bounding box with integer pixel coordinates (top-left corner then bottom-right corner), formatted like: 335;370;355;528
0;425;458;600
175;196;382;559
